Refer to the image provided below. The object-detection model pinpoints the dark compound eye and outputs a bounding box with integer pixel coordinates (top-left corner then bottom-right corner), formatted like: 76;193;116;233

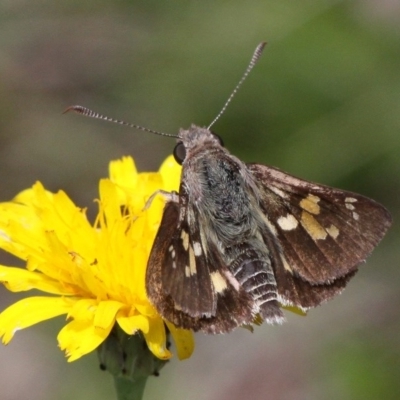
210;131;224;147
173;142;186;164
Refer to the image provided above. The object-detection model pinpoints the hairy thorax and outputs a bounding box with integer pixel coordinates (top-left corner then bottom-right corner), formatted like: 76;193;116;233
184;148;259;244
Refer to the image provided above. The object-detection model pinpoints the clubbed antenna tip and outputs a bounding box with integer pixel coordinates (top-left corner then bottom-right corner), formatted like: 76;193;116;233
63;105;178;138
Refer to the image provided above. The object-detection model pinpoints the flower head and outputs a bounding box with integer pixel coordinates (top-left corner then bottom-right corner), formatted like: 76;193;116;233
0;155;194;361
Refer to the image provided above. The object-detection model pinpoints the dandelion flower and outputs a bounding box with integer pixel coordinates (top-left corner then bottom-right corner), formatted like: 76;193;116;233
0;155;194;362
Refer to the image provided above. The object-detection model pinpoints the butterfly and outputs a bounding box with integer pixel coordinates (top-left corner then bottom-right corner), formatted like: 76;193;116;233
67;43;392;334
145;124;391;333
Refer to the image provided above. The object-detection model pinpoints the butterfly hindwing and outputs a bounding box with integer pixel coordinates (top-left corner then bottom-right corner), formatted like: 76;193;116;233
247;163;391;308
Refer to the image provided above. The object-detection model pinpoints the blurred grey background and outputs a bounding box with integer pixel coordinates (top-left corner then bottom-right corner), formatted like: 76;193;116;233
0;1;399;399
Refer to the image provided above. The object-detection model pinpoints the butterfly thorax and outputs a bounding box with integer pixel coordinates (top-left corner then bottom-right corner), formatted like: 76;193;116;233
179;126;261;246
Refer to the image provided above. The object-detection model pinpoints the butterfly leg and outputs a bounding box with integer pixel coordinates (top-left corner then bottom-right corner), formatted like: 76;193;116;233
143;190;179;211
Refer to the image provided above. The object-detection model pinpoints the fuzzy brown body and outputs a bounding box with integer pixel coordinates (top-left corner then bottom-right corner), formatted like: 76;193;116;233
145;125;392;333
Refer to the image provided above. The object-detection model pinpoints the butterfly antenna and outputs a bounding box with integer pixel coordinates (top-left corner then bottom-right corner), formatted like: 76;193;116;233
63;105;179;138
207;42;267;130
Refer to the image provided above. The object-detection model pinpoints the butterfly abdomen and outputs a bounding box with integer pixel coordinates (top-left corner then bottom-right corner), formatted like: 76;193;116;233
227;242;285;324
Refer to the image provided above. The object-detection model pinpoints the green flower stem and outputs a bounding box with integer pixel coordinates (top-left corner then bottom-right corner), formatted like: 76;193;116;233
98;325;168;400
113;376;148;400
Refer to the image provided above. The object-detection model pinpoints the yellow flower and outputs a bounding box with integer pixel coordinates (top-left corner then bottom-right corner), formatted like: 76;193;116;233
0;155;194;362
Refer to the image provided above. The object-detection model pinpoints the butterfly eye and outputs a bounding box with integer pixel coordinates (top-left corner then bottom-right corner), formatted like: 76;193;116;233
173;142;186;164
210;131;224;147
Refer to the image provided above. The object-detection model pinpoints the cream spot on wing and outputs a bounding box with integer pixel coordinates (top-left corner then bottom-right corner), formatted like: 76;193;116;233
189;246;197;275
199;228;208;257
353;212;359;220
172;261;177;269
326;224;340;239
181;230;189;251
277;214;298;231
211;271;228;293
193;241;202;256
345;197;357;203
171;250;176;259
280;254;293;273
300;211;327;240
345;203;355;210
260;213;278;236
300;194;321;215
168;245;174;252
185;265;190;277
269;186;288;199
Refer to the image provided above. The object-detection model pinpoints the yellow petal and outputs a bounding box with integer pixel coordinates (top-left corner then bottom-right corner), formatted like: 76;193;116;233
13;182;52;205
68;298;97;321
130;173;163;215
158;155;181;192
58;319;112;362
282;305;307;316
165;321;195;360
109;156;139;204
109;156;138;185
0;265;74;295
94;300;125;332
135;303;157;318
0;204;43;259
143;318;171;360
0;296;73;343
99;180;122;230
117;314;150;335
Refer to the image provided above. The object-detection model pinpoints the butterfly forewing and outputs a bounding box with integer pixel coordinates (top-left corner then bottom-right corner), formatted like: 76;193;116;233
248;164;391;286
147;198;215;318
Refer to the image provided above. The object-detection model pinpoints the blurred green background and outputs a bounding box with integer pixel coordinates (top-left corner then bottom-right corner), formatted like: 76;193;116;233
0;1;399;399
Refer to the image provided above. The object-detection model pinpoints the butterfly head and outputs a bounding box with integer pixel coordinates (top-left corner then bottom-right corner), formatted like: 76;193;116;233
174;125;224;165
